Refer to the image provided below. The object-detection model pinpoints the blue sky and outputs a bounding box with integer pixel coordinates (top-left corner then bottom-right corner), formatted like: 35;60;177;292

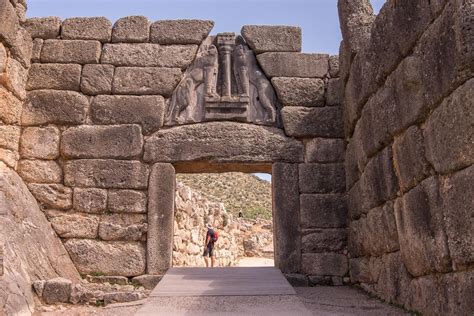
27;0;385;182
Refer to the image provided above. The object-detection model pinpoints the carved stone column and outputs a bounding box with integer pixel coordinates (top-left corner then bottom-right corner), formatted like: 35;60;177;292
217;33;235;97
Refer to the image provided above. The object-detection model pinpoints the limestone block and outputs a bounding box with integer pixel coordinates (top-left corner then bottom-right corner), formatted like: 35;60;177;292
0;0;18;49
393;125;431;192
349;258;373;284
27;63;82;91
302;253;348;276
329;55;339;78
17;160;62;183
90;95;165;134
24;17;61;39
0;87;22;124
112;67;182;97
143;122;304;163
150;19;214;44
300;194;347;228
241;25;301;54
101;43;197;68
61;17;112;42
131;275;162;290
108;189;147;213
305;138;345;163
0;43;6;73
27;183;72;210
7;26;32;68
302;229;347;253
0;57;28;99
31;38;43;63
98;213;147;241
61;125;143;159
394;177;451;277
147;163;175;274
440;166;474;269
64;159;149;189
326;78;343;105
271;77;325;107
0;148;18;168
22;90;88;125
299;163;345;194
73;188;107;214
41;40;101;64
0;125;20;151
257;53;329;78
42;277;72;304
47;210;99;239
80;64;114;95
112;16;150;43
64;239;146;276
424;79;473;174
272;163;301;273
281;106;344;138
20;126;59;159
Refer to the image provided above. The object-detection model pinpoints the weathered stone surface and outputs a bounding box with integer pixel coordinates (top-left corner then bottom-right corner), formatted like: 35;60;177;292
103;292;145;305
22;90;88;125
73;188;107;214
257;53;329;78
150;19;214;44
24;17;61;39
305;138;345;163
329;55;339;78
241;25;301;54
108;189;147;213
90;95;165;134
80;64;114;95
131;275;162;290
112;16;150;43
0;162;79;314
85;275;129;285
424;79;473;174
27;183;72;210
112;67;182;97
42;277;72;304
281;106;344;138
440;166;474;269
0;148;18;169
394;177;451;277
0;87;22;124
393;125;431;192
326;78;343;105
0;43;6;73
148;163;175;274
271;77;325;107
337;0;375;54
284;273;309;287
64;159;149;189
302;229;347;253
272;163;301;273
0;125;20;151
17;159;62;183
0;57;28;99
31;38;43;63
300;194;347;228
27;63;82;91
299;163;345;194
144;122;303;163
98;214;147;241
20;126;59;159
47;210;99;239
302;253;348;276
349;257;373;284
61;17;112;42
41;40;101;64
102;43;197;68
64;239;146;276
61;125;143;159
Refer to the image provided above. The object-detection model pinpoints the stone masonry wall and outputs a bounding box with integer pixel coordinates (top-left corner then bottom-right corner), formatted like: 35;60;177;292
339;0;473;314
22;14;347;280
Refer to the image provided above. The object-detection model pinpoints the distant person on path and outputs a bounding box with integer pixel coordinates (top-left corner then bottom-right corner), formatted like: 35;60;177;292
203;224;217;267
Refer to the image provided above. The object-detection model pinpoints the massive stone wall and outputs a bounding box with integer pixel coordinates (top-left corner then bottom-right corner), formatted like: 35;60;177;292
21;14;346;283
339;0;473;314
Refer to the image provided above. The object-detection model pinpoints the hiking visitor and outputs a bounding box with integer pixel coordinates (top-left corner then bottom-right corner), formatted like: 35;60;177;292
203;224;217;267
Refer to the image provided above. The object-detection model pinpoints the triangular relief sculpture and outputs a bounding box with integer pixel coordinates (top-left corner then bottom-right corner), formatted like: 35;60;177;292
165;33;277;126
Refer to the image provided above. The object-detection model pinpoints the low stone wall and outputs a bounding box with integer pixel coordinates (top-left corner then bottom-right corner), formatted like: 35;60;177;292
339;0;473;314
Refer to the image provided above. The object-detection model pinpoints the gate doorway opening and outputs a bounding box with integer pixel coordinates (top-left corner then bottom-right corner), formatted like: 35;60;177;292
172;172;274;268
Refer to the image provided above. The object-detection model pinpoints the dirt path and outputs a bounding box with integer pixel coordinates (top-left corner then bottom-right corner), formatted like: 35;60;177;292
234;256;274;267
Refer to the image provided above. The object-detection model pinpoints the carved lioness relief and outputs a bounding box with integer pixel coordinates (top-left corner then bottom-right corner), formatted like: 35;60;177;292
165;33;277;126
